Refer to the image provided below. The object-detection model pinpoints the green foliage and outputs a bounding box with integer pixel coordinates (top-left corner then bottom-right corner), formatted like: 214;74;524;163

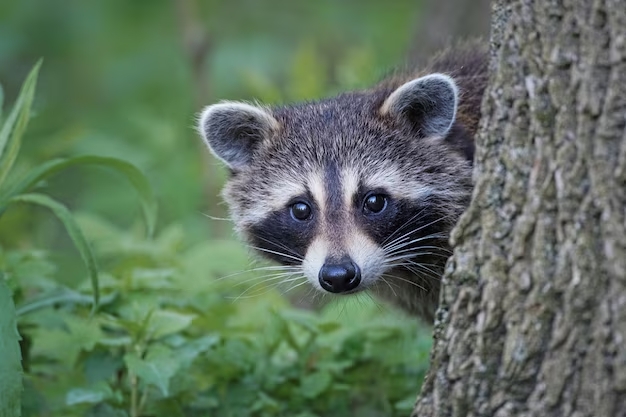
0;2;432;416
0;279;22;417
6;212;431;417
0;63;163;415
7;229;432;416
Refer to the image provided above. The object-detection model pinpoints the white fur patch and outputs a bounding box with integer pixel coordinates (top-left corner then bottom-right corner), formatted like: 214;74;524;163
301;226;388;293
344;230;386;288
341;168;360;208
307;171;326;215
302;237;328;290
364;164;434;201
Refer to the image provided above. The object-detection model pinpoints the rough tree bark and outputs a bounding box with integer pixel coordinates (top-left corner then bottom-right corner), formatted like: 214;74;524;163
412;0;626;416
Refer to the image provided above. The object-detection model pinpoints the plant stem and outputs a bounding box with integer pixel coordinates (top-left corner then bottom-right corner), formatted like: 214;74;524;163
130;372;138;417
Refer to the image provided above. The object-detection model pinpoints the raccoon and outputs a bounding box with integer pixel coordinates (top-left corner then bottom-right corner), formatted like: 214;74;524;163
197;43;488;322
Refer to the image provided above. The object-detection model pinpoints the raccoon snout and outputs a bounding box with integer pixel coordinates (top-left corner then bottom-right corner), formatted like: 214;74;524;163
318;260;361;293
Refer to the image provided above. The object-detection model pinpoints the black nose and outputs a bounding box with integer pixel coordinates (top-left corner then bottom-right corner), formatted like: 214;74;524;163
318;260;361;293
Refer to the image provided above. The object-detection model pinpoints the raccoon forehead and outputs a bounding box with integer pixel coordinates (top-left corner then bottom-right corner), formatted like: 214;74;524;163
341;165;434;201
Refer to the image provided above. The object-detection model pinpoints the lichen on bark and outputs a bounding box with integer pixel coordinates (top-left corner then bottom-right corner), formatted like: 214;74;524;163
412;0;626;416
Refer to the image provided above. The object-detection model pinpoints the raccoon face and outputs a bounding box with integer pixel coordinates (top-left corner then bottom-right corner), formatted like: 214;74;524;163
197;74;473;308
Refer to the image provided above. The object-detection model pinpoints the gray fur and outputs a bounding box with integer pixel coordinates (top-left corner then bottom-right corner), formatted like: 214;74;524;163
198;42;489;321
381;73;458;138
198;102;278;170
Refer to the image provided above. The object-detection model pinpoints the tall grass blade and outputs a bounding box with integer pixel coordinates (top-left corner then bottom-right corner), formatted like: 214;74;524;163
9;193;99;308
0;61;42;186
1;156;157;236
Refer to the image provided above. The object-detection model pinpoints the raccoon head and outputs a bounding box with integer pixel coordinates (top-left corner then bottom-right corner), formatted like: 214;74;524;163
197;73;473;318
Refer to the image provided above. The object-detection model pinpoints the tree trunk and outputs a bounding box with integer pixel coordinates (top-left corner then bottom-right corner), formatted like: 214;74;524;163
412;0;626;416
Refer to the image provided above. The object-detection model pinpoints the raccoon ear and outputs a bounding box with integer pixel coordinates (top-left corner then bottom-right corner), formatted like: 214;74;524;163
198;101;279;170
381;73;458;138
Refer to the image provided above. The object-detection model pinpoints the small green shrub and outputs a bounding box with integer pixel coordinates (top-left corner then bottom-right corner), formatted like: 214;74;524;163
1;63;432;417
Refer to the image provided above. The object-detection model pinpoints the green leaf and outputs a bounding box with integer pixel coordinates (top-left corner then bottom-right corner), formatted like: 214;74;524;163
124;345;179;397
0;60;41;186
147;310;196;340
0;83;4;121
16;287;116;316
66;382;114;405
0;278;22;417
8;193;99;307
174;335;219;368
0;156;157;236
395;395;418;412
31;314;104;366
299;370;332;399
87;403;128;417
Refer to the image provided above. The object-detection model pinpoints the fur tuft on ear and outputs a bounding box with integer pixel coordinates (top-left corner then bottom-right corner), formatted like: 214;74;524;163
380;73;458;138
197;101;279;170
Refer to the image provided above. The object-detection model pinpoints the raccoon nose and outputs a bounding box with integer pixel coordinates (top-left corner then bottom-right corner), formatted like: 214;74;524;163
318;260;361;293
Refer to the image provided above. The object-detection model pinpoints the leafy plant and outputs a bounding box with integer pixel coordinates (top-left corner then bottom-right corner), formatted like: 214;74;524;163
0;63;157;417
1;3;434;415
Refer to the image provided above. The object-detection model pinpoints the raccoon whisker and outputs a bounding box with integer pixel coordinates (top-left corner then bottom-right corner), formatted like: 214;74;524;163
199;212;232;221
384;229;448;246
387;244;452;256
385;251;450;264
393;260;444;270
310;288;328;305
250;234;303;259
381;207;430;246
402;264;440;283
378;275;399;298
233;272;300;293
384;251;450;263
280;278;310;295
383;217;452;250
248;241;304;261
363;291;388;313
383;221;440;250
382;220;434;250
299;286;320;306
383;235;445;253
230;274;303;300
237;271;300;288
383;234;449;254
381;273;428;292
232;271;301;287
338;298;349;319
382;214;452;249
356;292;370;309
272;276;308;290
401;260;444;282
389;262;423;280
214;265;302;281
247;245;304;263
390;261;442;283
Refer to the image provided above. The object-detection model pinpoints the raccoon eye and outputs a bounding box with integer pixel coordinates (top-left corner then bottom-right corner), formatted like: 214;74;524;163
291;202;312;221
363;194;387;214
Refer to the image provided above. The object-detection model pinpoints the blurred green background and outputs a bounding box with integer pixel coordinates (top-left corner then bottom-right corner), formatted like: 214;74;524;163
0;0;417;252
0;1;486;416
